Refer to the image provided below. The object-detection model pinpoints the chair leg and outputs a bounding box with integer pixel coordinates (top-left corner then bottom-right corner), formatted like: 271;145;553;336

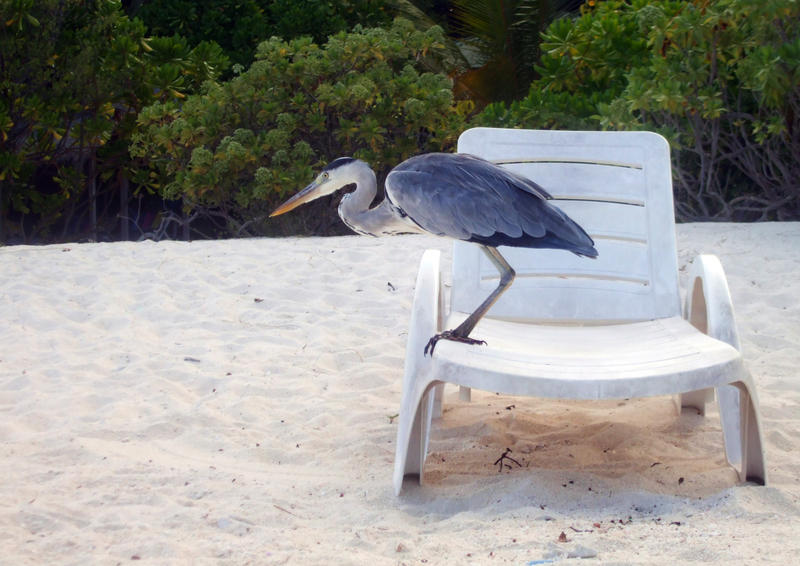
717;384;742;467
679;388;714;415
459;385;471;402
432;383;444;418
405;389;435;476
718;381;766;484
737;381;767;484
393;382;436;495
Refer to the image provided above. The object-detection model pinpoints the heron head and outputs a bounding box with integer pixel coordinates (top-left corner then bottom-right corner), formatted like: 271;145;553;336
270;157;361;217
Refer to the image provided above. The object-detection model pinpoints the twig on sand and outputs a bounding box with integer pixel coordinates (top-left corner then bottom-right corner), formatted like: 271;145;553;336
494;448;522;472
273;504;301;518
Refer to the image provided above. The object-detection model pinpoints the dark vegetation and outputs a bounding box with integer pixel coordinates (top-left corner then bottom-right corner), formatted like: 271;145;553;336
1;0;797;243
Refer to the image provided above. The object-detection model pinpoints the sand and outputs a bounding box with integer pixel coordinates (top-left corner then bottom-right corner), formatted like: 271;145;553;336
1;222;799;565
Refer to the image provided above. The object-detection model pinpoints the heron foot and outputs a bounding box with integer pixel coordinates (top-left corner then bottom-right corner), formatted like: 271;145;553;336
424;330;487;356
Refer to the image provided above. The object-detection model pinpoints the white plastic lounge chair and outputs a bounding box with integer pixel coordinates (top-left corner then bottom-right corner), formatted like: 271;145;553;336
393;128;766;495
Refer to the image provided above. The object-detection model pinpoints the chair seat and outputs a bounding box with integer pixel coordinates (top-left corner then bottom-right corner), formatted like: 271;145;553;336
433;315;747;400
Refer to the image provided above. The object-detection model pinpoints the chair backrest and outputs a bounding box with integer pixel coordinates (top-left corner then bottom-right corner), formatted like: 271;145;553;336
453;128;681;323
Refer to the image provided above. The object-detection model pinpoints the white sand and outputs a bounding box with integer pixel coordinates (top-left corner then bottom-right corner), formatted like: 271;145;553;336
1;222;799;564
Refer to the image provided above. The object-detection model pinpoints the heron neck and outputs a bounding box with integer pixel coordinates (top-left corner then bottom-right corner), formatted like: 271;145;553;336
337;167;425;237
337;166;382;235
340;166;377;216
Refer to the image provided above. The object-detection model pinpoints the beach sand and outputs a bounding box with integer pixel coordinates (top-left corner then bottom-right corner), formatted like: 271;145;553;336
1;222;799;564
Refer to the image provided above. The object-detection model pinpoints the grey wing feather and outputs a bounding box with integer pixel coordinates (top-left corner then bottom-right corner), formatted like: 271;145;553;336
386;154;549;240
385;153;597;255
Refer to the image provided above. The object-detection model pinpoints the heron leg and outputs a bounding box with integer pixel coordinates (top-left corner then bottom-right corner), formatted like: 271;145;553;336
424;246;515;356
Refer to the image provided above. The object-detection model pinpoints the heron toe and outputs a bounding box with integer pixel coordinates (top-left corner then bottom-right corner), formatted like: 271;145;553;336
424;330;487;356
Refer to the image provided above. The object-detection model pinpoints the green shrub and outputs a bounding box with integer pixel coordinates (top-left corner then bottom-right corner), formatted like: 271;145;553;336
478;0;800;220
476;0;651;128
131;18;473;236
134;0;391;70
0;0;228;242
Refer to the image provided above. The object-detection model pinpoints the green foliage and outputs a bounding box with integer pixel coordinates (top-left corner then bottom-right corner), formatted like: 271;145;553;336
478;0;800;220
131;18;473;236
266;0;390;45
135;0;264;69
476;0;651;128
450;0;581;104
0;0;228;241
134;0;391;70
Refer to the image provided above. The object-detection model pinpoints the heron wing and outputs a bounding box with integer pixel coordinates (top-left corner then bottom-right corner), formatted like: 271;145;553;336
385;153;596;255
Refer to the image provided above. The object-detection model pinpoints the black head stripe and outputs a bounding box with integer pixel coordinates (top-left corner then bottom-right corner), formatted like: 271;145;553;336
323;157;356;172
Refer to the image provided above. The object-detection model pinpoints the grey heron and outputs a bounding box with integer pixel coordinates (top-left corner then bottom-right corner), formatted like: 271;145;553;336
270;153;598;354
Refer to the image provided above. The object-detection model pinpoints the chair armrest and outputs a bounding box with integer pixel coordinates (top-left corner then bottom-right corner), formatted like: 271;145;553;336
683;254;741;351
395;249;443;493
404;249;444;364
684;256;766;484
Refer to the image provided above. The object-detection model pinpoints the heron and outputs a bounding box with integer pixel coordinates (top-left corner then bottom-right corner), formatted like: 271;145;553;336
270;153;598;355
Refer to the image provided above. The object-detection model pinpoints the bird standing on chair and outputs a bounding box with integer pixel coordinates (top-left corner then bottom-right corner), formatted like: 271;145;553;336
270;153;598;354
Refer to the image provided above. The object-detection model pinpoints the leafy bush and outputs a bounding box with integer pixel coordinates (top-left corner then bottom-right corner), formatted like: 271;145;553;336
131;18;473;236
476;0;650;128
0;0;228;242
134;0;391;70
478;0;800;220
449;0;583;104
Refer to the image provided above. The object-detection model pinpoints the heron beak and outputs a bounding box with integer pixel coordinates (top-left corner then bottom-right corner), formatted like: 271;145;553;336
270;181;323;217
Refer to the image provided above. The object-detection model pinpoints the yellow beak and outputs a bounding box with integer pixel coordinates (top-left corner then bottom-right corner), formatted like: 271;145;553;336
269;181;322;217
